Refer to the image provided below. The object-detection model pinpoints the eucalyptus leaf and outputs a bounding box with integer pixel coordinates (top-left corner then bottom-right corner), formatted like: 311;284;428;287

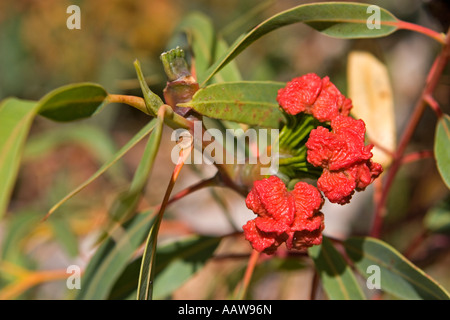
0;99;39;218
202;2;399;85
180;81;286;128
0;83;110;218
49;217;79;258
108;235;221;300
308;237;366;300
434;114;450;189
76;210;155;300
38;83;108;122
153;235;221;299
45;119;158;219
344;237;450;300
176;12;215;84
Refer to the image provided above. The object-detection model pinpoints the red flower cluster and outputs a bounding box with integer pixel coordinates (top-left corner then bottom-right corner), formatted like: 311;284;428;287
276;73;352;122
243;176;324;254
306;115;383;204
275;73;383;205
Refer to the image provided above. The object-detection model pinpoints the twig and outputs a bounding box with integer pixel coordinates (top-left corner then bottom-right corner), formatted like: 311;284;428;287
403;229;429;259
234;249;260;299
401;150;434;165
310;269;320;300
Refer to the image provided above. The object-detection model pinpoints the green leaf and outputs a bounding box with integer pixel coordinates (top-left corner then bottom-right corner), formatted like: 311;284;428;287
168;12;242;85
344;237;450;300
175;12;215;84
108;235;221;300
76;210;155;300
49;217;79;257
45;119;158;219
136;218;159;300
107;258;142;300
104;112;164;236
180;81;286;128
0;99;39;218
202;2;399;85
136;111;173;301
38;83;108;122
0;83;110;218
133;59;164;117
308;237;366;300
424;198;450;234
153;235;221;299
211;37;243;84
435;114;450;189
0;211;40;264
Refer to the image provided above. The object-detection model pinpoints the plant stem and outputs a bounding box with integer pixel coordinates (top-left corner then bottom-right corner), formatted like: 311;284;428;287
107;94;149;115
107;94;193;130
310;269;319;300
371;28;450;238
403;229;429;259
234;249;260;299
396;20;446;45
165;174;219;207
401;150;434;165
424;94;444;118
137;105;192;300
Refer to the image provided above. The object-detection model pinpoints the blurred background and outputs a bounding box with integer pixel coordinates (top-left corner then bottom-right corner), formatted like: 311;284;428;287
0;0;449;299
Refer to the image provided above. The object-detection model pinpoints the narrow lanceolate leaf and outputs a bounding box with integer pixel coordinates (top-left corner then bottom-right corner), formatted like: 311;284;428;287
180;81;286;128
0;83;109;217
106;111;164;234
45;119;158;220
202;2;399;85
108;235;222;300
38;83;108;121
308;237;366;300
211;38;243;84
153;235;221;299
76;210;155;300
137;138;192;300
347;51;396;168
0;99;39;218
344;237;450;300
435;114;450;189
173;12;215;84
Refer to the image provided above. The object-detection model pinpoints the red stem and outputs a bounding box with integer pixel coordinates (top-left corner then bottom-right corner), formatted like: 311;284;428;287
165;174;219;207
371;28;450;238
403;229;429;259
235;249;260;299
401;150;434;165
395;20;445;45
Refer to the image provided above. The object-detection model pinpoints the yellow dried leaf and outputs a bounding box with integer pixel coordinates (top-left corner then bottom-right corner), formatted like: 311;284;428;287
347;51;396;168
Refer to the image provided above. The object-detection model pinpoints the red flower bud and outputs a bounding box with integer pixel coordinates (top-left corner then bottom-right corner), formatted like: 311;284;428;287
277;74;352;122
306;116;383;204
243;176;324;254
276;73;323;116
